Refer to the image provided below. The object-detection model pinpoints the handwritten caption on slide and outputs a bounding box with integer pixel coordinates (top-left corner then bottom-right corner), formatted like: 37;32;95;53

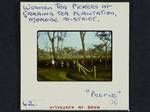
85;89;122;105
22;3;118;23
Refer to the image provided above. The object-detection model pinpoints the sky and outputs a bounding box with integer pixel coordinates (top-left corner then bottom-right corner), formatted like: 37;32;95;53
38;31;110;51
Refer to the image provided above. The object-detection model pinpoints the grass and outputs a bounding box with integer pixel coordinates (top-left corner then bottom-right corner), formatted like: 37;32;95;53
37;64;112;81
38;68;74;81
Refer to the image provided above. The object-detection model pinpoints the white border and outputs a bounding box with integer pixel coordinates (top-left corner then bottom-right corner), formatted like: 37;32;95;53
21;2;129;110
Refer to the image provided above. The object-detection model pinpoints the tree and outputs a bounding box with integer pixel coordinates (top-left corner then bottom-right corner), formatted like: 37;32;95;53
60;32;67;51
47;32;57;60
62;47;76;58
56;32;62;52
93;44;105;53
56;32;67;54
95;31;111;70
80;32;86;59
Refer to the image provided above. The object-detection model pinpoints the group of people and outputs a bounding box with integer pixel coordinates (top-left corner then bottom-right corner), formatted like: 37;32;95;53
38;56;112;69
51;59;77;69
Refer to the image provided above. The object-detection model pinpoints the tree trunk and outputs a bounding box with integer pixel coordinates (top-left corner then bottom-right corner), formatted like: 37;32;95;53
51;41;56;60
47;32;57;60
61;40;63;51
57;38;60;52
81;37;85;58
57;38;60;59
80;32;86;59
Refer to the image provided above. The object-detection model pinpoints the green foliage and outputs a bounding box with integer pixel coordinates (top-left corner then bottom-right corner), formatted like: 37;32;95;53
92;44;105;53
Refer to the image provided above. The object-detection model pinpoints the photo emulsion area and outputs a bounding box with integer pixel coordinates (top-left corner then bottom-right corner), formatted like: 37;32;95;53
37;31;112;81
